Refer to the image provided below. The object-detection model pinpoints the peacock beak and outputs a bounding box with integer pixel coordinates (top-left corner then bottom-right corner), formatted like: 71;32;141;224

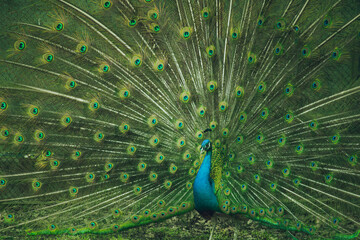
200;147;204;154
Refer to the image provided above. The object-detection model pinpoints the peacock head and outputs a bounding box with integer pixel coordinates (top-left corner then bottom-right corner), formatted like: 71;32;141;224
200;139;212;153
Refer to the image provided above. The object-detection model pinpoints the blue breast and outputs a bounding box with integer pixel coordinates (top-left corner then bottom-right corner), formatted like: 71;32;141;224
193;150;220;214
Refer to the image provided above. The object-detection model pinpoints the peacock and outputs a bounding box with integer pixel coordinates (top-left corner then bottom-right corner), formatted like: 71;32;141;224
0;0;359;239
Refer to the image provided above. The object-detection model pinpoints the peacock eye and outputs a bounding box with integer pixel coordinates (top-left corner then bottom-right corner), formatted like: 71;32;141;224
80;45;87;53
103;1;111;8
323;18;330;27
56;23;63;31
17;41;26;50
1;102;7;110
47;54;53;62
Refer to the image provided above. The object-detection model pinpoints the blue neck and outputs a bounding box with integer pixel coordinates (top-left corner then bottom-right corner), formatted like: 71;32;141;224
193;150;220;213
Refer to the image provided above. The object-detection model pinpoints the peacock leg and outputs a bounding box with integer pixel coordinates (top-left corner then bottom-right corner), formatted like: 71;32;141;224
233;219;239;240
209;215;217;240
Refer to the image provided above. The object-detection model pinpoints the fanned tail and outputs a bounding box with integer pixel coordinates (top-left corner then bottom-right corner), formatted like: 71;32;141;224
0;0;359;239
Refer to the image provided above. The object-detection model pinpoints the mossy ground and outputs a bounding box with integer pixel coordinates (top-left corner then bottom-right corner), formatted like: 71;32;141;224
1;211;301;240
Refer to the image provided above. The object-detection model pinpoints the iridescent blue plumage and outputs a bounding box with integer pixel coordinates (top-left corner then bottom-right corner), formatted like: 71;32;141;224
193;140;220;219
